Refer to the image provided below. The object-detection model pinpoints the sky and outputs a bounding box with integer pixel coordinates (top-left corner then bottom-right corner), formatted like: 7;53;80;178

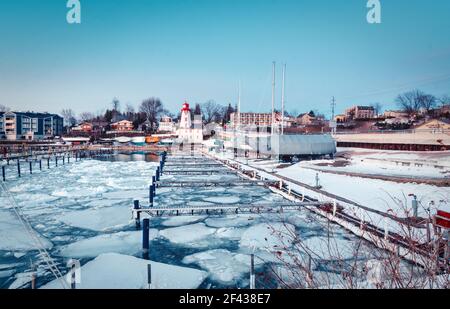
0;0;449;118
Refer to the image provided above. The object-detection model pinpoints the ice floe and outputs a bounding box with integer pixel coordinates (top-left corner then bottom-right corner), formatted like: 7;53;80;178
41;253;207;289
183;249;263;285
161;216;207;227
159;223;216;246
240;222;296;251
58;230;158;258
55;205;133;231
0;210;52;251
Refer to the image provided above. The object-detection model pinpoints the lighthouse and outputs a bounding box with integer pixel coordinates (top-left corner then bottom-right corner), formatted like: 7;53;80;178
176;101;203;143
179;102;192;129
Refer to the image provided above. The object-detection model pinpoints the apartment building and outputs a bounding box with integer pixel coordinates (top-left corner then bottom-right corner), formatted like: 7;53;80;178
0;111;63;140
230;112;281;128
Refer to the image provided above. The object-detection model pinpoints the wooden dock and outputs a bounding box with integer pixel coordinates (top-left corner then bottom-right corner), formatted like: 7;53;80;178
134;201;323;217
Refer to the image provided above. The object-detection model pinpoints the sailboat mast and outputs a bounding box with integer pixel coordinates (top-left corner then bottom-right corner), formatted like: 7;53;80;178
281;63;286;135
271;61;276;135
238;81;241;131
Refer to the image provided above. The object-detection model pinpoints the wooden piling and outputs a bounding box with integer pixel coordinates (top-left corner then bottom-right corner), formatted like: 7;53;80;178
17;160;21;178
142;218;150;260
2;166;5;181
134;200;141;229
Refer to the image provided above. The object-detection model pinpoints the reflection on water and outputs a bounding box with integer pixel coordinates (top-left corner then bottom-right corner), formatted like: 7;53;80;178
98;152;160;162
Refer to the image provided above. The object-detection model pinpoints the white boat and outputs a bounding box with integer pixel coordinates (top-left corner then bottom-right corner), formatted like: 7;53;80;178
115;136;132;143
131;136;146;145
159;139;174;145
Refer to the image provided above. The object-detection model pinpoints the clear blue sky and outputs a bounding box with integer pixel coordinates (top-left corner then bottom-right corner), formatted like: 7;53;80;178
1;0;449;117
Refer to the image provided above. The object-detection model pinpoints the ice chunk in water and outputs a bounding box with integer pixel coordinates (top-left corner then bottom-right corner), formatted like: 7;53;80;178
161;216;207;227
55;205;133;231
240;222;296;250
183;249;263;285
41;253;207;289
58;230;158;258
203;196;240;204
159;223;216;245
0;210;53;251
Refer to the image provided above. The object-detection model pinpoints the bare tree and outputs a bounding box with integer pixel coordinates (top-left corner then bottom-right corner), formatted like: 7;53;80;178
438;95;450;107
61;109;77;127
201;100;224;123
396;90;426;115
0;104;10;112
370;103;383;116
79;112;95;122
419;94;436;113
111;98;120;112
139;98;166;132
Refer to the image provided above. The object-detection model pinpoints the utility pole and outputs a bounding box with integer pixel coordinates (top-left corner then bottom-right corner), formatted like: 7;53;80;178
281;63;286;135
331;96;337;135
271;61;276;136
331;96;336;120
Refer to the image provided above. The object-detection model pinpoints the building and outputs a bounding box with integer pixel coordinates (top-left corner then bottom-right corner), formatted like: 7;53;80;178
334;114;347;123
111;120;134;132
384;110;409;119
345;106;375;120
71;122;93;133
177;102;203;143
0;111;63;140
230;112;281;128
158;116;175;133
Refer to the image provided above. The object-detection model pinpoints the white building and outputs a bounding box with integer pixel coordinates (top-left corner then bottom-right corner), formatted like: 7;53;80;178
158;116;175;133
176;102;203;143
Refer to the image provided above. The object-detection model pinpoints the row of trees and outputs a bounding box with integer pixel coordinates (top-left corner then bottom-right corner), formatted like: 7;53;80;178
396;90;450;116
62;98;238;130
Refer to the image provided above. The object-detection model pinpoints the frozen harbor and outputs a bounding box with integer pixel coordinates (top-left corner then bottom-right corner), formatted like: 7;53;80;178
0;153;403;289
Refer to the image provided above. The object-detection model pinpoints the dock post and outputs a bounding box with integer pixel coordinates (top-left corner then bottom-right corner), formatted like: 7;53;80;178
56;157;58;167
134;200;141;229
39;160;42;171
29;161;32;174
68;156;70;164
47;158;50;169
71;263;76;289
62;156;65;165
250;254;256;289
149;185;154;206
152;175;157;191
156;167;160;182
147;264;152;289
142;218;150;260
17;160;21;178
2;166;5;181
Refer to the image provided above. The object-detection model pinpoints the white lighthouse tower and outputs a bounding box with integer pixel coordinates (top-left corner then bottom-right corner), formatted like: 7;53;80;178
179;102;192;129
176;101;203;143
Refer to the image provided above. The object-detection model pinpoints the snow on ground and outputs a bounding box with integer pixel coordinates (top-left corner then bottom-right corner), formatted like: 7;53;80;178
298;147;450;179
0;210;52;251
161;215;207;227
183;249;263;285
279;165;449;217
55;205;133;232
159;223;217;246
42;253;207;289
57;230;158;258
